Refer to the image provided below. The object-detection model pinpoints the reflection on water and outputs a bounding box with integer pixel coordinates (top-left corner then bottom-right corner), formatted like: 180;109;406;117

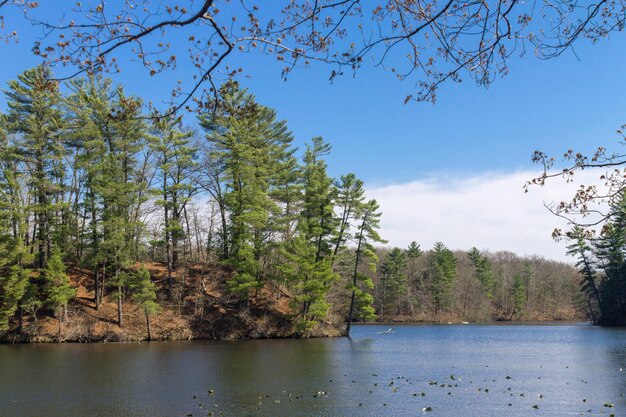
1;324;625;416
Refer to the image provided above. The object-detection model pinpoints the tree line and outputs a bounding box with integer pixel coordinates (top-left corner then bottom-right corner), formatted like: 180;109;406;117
370;243;584;322
0;66;384;337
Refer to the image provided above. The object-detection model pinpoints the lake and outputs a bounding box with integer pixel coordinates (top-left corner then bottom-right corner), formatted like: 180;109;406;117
1;324;625;416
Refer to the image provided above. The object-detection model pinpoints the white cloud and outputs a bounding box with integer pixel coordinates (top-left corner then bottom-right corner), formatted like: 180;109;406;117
367;170;605;263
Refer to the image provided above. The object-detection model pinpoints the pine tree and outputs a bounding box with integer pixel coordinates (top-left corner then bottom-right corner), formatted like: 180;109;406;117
406;241;423;259
5;65;65;270
0;114;24;243
280;228;335;334
199;82;295;303
301;137;337;261
43;248;76;339
64;75;113;309
96;87;147;326
332;173;365;262
511;274;526;319
0;238;31;331
280;137;338;334
128;266;160;341
562;193;626;325
380;247;407;319
346;199;386;335
594;222;626;324
566;227;601;323
467;247;495;299
150;115;198;295
428;242;457;315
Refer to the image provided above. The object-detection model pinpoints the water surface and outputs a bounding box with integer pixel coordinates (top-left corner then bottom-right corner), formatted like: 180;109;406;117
1;324;625;416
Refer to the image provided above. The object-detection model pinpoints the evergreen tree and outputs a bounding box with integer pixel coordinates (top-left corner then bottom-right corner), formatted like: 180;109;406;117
467;247;495;299
0;114;25;244
5;65;65;269
43;249;76;339
566;227;601;323
380;247;408;319
128;266;160;341
332;173;365;262
64;75;113;309
199;82;295;303
594;222;626;323
301;137;336;261
150;115;198;295
406;241;423;259
280;137;338;334
511;274;526;319
428;242;457;314
97;87;147;326
0;238;31;331
346;199;386;335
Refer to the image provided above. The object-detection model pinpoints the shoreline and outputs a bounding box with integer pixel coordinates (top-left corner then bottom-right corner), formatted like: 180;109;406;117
3;320;602;344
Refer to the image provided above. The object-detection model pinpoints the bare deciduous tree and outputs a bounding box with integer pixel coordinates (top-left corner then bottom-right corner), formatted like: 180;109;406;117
1;0;622;112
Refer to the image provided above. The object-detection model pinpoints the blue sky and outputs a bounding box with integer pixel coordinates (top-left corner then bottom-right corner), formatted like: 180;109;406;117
1;6;625;260
2;9;625;184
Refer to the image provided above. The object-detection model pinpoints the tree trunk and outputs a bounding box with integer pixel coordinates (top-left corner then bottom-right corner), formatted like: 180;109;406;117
381;275;386;321
94;266;100;310
146;311;152;341
585;295;597;324
17;307;23;334
117;279;124;328
183;205;193;262
172;193;180;267
100;262;106;303
347;220;365;336
90;184;100;310
332;204;352;264
218;201;229;259
57;307;62;341
163;171;174;296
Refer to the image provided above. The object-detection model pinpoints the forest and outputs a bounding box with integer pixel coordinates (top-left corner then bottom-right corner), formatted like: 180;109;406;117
0;66;591;342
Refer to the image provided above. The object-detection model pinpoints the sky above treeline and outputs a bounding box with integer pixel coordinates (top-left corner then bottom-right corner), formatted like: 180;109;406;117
1;7;626;262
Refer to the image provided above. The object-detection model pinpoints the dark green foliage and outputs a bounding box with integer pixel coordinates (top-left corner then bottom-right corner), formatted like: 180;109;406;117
428;242;457;314
566;227;601;323
380;248;408;319
511;274;526;318
199;82;296;301
43;248;76;337
0;238;31;331
129;267;160;313
468;247;495;299
565;193;626;325
43;249;76;310
5;65;65;269
347;199;386;334
128;266;160;340
406;241;423;259
332;173;365;260
280;137;338;334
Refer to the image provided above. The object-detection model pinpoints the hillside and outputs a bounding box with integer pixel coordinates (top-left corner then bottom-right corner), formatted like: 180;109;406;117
1;262;345;343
